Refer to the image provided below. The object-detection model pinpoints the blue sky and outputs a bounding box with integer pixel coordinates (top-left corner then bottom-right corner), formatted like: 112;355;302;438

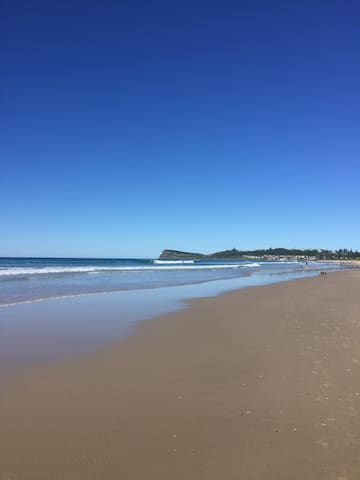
2;0;360;257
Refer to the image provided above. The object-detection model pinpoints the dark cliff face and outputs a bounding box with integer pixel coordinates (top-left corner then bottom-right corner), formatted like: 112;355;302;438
158;249;243;259
159;250;204;259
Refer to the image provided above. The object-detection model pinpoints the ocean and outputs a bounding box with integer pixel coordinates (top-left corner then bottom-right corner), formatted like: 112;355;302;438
0;257;352;373
0;256;347;307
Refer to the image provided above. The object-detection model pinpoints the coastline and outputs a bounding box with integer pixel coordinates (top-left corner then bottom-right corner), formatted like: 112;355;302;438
0;257;354;308
0;266;344;378
1;270;360;479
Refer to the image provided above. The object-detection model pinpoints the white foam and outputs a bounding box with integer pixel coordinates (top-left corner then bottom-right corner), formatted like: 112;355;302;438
0;263;261;276
153;259;195;264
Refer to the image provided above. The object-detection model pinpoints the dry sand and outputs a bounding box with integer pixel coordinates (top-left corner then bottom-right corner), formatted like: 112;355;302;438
1;270;360;479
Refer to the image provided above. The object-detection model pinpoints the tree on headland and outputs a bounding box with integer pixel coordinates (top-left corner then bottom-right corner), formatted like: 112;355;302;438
159;248;360;260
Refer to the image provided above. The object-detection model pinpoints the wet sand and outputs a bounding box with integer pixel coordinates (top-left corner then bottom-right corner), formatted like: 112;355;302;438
1;270;360;479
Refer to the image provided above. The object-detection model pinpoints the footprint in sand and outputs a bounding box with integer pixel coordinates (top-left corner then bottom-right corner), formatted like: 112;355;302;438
321;382;334;388
316;438;329;448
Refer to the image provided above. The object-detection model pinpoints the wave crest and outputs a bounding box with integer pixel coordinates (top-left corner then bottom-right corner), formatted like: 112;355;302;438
0;262;261;277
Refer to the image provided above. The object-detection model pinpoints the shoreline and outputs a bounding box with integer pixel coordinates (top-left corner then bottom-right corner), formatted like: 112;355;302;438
0;268;352;379
1;259;356;309
1;270;360;478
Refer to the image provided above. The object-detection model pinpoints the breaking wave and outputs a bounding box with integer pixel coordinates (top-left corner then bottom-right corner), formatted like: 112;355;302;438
0;263;261;277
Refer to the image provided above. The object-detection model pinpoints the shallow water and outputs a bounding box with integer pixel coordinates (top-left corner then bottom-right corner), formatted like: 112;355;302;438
0;264;348;377
0;257;347;306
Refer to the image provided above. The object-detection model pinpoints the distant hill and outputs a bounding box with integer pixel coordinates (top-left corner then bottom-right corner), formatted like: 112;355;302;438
159;248;360;260
159;249;205;259
159;248;251;260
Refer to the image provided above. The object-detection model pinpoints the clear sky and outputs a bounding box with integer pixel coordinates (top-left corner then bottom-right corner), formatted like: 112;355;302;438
2;0;360;258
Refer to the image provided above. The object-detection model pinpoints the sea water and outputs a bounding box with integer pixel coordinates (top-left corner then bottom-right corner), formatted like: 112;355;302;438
0;257;346;306
0;257;350;374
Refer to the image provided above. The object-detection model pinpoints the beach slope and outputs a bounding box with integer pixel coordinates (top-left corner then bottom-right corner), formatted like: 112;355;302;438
1;270;360;479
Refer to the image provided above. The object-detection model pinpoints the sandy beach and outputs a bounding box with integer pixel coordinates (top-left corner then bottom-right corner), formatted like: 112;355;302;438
1;270;360;479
